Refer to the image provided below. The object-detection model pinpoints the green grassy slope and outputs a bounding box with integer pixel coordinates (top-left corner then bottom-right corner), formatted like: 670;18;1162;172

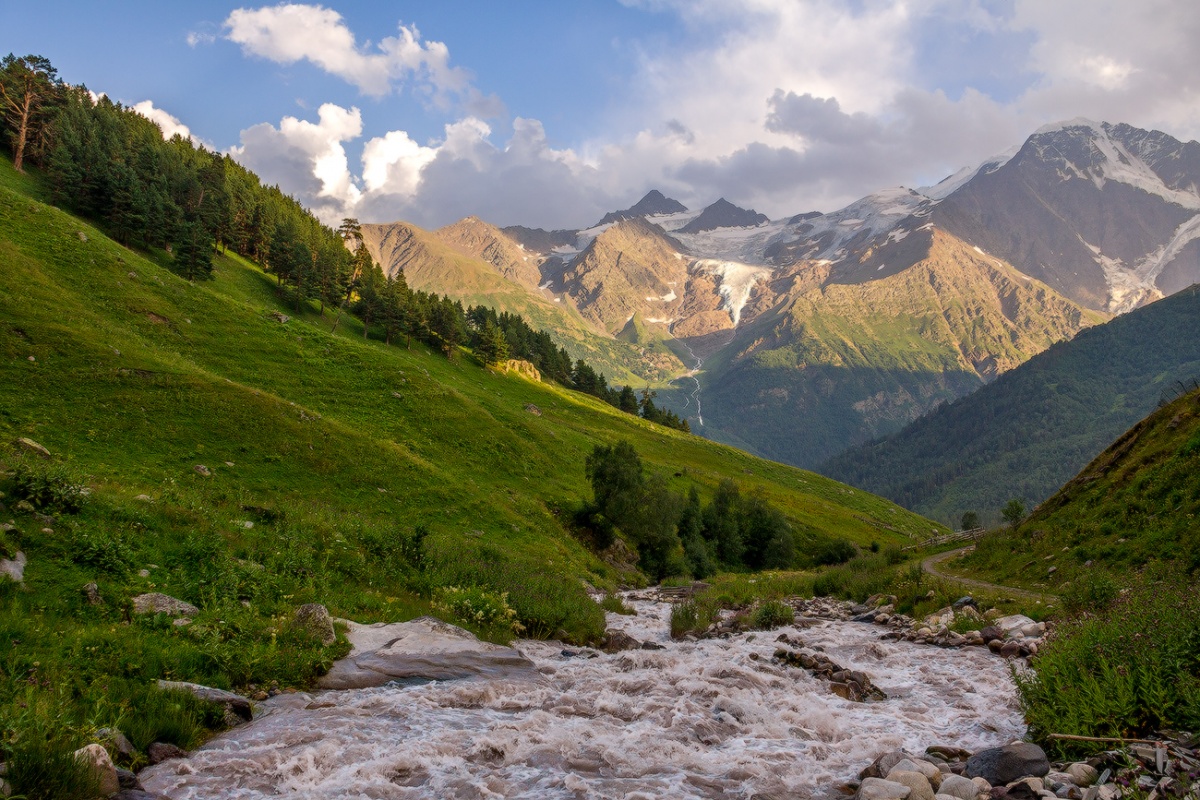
0;158;949;773
0;155;940;623
823;285;1200;525
954;387;1200;594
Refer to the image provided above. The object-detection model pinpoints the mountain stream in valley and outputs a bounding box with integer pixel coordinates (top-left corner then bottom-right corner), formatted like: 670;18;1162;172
673;336;705;427
142;599;1023;799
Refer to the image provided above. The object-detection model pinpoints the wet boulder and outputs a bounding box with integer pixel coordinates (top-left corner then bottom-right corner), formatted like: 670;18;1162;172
965;743;1049;785
856;777;914;800
318;616;537;689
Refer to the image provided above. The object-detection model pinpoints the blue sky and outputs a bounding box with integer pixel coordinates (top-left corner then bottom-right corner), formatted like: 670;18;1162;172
4;1;1199;229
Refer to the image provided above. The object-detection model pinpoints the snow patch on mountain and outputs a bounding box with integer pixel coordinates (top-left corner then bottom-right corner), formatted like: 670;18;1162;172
919;146;1018;200
692;259;772;326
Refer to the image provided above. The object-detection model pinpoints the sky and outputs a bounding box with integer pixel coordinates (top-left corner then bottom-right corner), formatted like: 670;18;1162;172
4;1;1200;230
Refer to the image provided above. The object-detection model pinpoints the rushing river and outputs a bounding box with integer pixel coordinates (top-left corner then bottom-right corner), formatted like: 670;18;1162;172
141;599;1024;799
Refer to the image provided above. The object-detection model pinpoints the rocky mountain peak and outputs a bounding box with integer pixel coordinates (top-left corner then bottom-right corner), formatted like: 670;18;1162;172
677;198;770;234
597;190;688;226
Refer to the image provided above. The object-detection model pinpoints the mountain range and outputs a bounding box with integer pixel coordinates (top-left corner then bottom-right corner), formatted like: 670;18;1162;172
361;119;1200;469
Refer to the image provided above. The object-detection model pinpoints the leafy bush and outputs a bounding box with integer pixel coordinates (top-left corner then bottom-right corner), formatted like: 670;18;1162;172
433;585;524;635
1015;570;1200;757
751;599;794;629
813;539;856;566
119;684;216;755
9;460;87;513
70;527;135;575
1061;568;1120;614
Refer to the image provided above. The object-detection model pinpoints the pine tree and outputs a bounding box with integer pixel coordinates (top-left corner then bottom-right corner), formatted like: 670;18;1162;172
0;54;61;172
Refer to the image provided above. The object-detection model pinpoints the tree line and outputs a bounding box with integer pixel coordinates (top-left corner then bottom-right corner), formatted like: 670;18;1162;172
582;441;799;579
0;53;690;433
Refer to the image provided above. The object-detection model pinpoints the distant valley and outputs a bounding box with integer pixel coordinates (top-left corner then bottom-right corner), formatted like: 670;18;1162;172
361;119;1200;470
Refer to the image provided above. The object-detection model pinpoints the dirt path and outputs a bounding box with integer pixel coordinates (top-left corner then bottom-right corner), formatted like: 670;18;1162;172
921;546;1058;605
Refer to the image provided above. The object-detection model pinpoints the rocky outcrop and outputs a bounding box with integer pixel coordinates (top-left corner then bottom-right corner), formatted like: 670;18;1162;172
292;603;337;646
317;616;536;689
157;680;253;723
132;593;199;617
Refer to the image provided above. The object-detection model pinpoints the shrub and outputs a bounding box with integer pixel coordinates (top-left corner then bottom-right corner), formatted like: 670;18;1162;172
71;528;135;575
1015;570;1200;757
433;585;524;635
119;684;216;755
813;539;856;566
1061;568;1120;614
0;689;99;800
751;600;794;629
9;460;87;514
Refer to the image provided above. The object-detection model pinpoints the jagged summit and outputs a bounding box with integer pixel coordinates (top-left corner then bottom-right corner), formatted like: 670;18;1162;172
677;198;769;234
597;190;688;226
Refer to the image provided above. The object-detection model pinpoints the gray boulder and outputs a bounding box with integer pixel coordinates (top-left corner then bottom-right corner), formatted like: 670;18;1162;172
0;551;26;583
936;774;981;800
132;593;199;616
147;742;187;764
156;680;252;722
886;770;935;800
964;743;1049;785
72;743;119;796
861;751;917;780
318;616;536;689
856;777;913;800
292;603;336;645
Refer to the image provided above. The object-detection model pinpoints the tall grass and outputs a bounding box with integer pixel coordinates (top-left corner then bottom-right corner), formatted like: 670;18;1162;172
1015;568;1200;757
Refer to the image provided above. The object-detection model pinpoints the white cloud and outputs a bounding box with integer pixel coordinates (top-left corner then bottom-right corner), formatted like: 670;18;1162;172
186;31;217;47
224;3;470;100
221;0;1200;230
132;100;199;144
231;103;363;221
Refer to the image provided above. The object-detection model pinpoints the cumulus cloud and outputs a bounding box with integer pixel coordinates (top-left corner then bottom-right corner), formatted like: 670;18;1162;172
221;0;1200;229
231;103;363;220
132;100;203;145
224;3;473;101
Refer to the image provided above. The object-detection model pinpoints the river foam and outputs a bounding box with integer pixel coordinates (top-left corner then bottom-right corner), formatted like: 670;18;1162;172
142;599;1023;799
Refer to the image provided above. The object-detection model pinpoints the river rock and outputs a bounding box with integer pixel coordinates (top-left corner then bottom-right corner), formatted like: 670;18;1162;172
1065;763;1097;787
857;777;914;800
965;743;1049;785
147;742;187;764
156;680;252;722
114;791;172;800
293;603;337;645
73;743;119;795
891;758;943;787
862;751;917;780
603;630;641;652
979;626;1003;643
0;551;25;583
318;616;537;689
938;774;982;800
132;593;199;616
887;770;936;800
97;727;135;760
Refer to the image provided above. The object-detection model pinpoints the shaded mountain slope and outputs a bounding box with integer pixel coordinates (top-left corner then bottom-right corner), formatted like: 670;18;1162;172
698;228;1102;468
822;284;1200;525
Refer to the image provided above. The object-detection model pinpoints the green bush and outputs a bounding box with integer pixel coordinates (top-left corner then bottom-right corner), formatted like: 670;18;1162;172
751;599;794;629
813;539;856;566
1015;570;1200;757
433;585;524;635
9;460;87;514
70;528;135;575
0;689;99;800
118;684;216;755
1061;568;1120;614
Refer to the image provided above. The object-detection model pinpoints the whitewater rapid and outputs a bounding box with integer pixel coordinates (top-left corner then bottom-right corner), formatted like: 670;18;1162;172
141;600;1024;799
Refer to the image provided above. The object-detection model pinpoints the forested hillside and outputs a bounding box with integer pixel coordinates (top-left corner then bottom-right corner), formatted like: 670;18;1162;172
823;285;1200;525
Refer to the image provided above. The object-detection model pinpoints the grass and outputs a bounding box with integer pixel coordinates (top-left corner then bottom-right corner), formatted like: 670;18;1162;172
0;157;943;775
1014;568;1200;759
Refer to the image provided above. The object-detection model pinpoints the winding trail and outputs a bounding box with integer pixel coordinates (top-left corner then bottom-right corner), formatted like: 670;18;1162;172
922;546;1058;605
